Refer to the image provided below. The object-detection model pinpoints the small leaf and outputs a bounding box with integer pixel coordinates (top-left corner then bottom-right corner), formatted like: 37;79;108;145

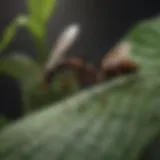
0;54;42;111
0;54;41;86
0;16;28;53
26;0;57;63
27;0;56;25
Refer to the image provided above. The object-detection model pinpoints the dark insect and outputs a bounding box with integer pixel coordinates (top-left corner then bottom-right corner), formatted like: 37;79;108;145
41;24;138;92
42;56;98;91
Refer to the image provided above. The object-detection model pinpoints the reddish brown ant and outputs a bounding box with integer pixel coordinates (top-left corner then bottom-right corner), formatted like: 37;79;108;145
41;24;138;92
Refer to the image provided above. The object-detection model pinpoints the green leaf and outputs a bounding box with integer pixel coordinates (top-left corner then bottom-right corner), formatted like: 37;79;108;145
26;0;57;63
0;54;41;86
1;16;160;160
0;16;28;53
0;54;42;112
0;0;56;62
27;0;56;25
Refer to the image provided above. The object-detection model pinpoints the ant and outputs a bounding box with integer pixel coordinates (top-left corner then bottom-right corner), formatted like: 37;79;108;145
41;24;138;91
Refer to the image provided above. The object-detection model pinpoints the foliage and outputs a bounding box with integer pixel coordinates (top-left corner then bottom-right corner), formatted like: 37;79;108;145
0;0;56;62
0;16;28;53
0;0;58;127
